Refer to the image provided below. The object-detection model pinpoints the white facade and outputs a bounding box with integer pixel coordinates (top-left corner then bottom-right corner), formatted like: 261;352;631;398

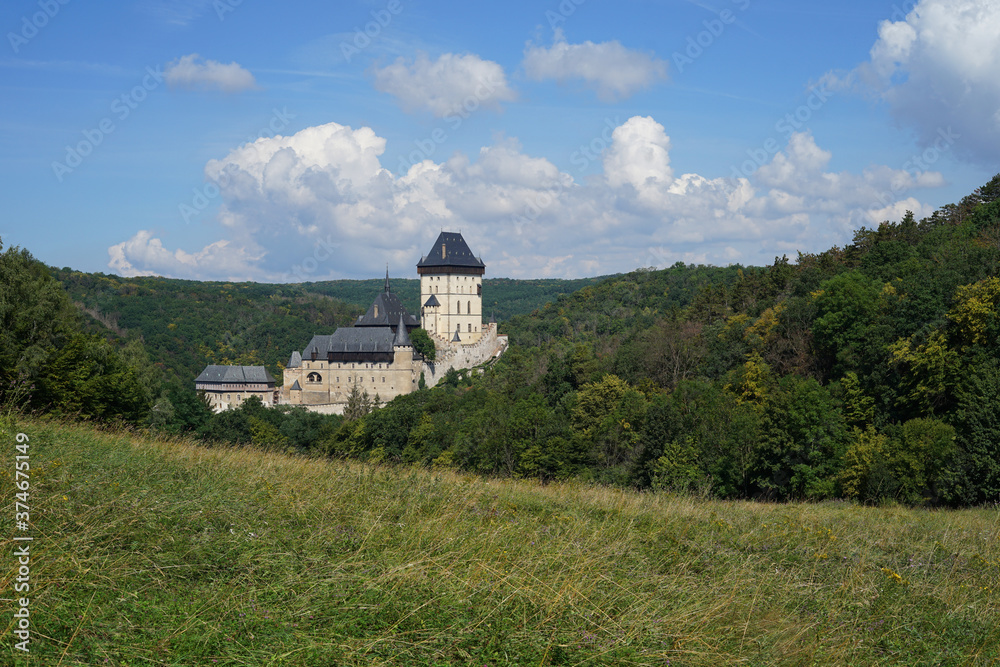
420;272;483;343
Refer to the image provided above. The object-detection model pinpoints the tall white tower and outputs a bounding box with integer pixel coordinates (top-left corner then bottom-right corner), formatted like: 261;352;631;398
417;231;485;344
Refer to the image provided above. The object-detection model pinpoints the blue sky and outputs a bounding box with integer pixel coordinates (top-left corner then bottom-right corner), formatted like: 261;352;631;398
1;0;997;281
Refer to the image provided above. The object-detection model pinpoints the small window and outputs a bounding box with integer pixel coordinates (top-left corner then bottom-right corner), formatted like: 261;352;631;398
468;323;472;332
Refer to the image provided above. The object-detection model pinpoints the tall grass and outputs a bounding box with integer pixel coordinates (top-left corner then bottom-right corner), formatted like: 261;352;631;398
2;415;999;665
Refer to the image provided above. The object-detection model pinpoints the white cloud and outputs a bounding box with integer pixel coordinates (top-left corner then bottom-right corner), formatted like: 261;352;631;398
165;54;257;92
372;52;516;117
523;29;668;100
603;116;674;203
108;230;263;279
827;0;1000;163
109;118;947;281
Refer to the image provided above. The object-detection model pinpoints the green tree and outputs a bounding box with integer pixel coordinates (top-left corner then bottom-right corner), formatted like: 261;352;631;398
840;419;957;505
951;358;1000;503
754;375;848;500
811;271;885;379
888;330;960;416
0;242;78;400
649;435;706;494
409;328;436;361
34;334;152;423
343;382;373;421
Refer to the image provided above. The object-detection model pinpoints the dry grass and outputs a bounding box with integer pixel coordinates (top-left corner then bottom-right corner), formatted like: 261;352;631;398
2;416;999;665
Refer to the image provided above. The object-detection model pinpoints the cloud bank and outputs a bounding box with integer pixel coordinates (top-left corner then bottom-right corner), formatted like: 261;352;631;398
108;117;945;282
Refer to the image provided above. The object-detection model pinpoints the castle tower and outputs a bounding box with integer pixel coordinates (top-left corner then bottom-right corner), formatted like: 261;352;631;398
417;231;485;344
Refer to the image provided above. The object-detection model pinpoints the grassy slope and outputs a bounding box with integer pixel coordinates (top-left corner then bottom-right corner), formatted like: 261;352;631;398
4;417;1000;666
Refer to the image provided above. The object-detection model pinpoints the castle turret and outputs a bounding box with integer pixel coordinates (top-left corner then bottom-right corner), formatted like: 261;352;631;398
417;231;485;343
393;314;412;347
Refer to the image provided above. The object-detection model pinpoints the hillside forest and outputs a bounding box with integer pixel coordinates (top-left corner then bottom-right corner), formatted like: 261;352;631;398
2;174;1000;507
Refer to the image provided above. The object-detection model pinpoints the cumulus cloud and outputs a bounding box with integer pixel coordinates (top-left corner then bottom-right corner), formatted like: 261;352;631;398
165;54;257;92
108;230;264;279
372;52;516;117
523;29;668;100
603;116;674;204
108;118;947;281
825;0;1000;163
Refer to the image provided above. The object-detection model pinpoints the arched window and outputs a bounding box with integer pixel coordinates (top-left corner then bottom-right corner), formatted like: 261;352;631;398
307;372;322;383
457;301;462;314
467;300;471;314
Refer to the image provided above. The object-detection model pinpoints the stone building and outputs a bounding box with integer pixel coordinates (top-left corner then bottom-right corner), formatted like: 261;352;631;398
195;365;276;412
279;231;507;414
418;231;485;344
281;309;421;413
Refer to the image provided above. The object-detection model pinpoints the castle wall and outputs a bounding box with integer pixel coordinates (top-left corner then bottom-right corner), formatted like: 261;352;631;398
199;385;275;413
421;323;508;387
281;346;420;413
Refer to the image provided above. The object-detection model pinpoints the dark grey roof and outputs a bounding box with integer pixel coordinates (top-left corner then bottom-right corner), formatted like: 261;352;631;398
288;351;302;368
196;365;276;384
393;314;411;347
423;294;440;307
452;326;461;342
417;232;485;269
303;328;397;356
290;379;301;391
355;290;419;328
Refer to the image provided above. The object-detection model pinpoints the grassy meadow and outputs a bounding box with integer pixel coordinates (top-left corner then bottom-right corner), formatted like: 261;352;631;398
2;416;999;666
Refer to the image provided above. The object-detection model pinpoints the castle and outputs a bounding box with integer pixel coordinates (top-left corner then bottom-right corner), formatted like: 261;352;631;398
277;231;507;414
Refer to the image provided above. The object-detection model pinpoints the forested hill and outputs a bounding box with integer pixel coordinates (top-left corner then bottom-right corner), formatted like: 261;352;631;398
297;276;610;322
52;272;609;385
52;274;365;385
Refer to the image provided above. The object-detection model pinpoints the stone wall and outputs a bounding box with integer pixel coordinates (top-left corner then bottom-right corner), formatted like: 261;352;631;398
201;386;275;413
281;346;420;413
421;323;508;387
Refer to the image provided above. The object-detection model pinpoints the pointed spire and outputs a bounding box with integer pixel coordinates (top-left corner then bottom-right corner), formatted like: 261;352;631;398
393;314;411;347
452;325;461;342
384;264;391;292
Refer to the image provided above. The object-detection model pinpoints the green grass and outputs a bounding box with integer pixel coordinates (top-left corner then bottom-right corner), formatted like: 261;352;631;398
2;416;1000;666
